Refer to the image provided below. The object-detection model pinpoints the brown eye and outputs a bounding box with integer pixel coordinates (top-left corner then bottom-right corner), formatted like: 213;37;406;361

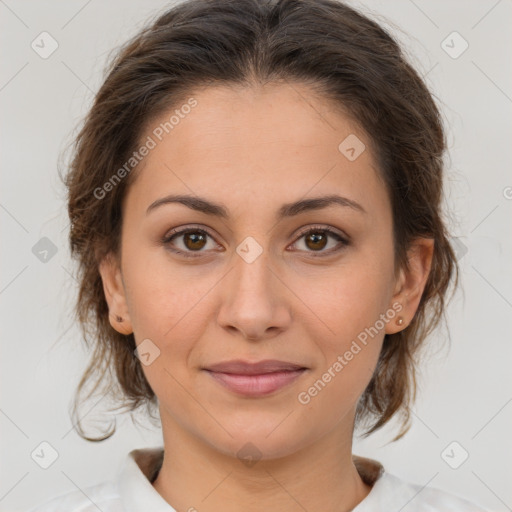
182;231;207;250
304;231;328;251
290;226;349;257
162;227;218;257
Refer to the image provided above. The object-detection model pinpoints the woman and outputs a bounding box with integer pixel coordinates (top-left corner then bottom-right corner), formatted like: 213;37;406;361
29;0;492;510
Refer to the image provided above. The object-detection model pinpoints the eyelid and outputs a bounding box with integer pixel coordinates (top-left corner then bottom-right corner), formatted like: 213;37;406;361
287;224;350;257
163;224;216;240
292;224;350;243
162;224;221;250
162;223;350;258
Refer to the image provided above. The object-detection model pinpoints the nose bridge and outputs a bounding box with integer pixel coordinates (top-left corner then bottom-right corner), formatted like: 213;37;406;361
234;243;273;297
217;241;290;339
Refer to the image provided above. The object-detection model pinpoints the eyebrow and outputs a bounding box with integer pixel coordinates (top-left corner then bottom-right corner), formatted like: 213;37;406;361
146;193;366;219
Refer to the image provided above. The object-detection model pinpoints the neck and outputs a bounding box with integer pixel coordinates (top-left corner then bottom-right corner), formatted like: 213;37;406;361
152;411;372;512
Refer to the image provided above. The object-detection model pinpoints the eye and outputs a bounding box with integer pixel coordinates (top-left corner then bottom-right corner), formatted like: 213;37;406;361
289;225;349;256
162;224;350;259
162;226;220;258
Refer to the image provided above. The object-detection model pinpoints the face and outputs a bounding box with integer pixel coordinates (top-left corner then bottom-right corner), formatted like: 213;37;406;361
100;82;432;461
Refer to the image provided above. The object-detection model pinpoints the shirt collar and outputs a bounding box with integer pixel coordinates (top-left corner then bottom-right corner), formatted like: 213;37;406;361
115;446;385;511
116;446;173;512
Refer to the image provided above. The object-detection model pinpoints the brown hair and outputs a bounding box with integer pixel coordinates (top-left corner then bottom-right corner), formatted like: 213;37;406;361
62;0;459;442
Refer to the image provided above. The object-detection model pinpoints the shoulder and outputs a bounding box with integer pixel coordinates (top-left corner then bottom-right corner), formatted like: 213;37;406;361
372;472;492;512
26;480;123;512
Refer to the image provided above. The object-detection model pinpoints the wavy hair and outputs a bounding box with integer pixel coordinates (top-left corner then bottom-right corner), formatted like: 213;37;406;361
62;0;459;442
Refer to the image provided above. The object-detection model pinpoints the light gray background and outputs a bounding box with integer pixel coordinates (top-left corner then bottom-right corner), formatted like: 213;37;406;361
1;0;511;511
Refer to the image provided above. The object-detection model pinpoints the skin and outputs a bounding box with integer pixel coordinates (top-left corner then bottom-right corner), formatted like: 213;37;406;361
99;82;434;512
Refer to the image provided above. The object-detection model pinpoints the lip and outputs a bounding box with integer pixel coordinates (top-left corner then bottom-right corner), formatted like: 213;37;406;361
203;359;308;397
204;359;307;375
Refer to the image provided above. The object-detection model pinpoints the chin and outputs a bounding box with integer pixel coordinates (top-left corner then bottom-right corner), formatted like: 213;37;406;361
198;416;313;463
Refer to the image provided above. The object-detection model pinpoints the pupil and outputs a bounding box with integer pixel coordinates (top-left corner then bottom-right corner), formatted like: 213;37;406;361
307;232;327;250
185;232;206;250
182;231;328;252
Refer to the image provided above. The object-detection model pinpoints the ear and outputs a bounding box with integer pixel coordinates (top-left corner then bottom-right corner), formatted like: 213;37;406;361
385;237;435;335
98;252;133;336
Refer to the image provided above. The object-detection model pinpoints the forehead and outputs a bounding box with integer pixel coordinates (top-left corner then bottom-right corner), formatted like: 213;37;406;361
123;82;389;221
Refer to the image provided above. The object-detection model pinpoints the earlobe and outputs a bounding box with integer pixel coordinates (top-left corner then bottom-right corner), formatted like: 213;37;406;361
98;253;133;335
108;312;133;336
386;237;435;335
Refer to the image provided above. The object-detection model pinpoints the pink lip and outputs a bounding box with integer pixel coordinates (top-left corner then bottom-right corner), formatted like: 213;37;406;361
203;359;308;397
205;369;307;396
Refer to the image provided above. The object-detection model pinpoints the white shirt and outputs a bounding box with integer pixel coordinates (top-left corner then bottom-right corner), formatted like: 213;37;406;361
27;446;492;512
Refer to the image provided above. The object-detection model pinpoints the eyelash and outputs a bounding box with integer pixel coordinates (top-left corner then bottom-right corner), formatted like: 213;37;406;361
161;224;350;259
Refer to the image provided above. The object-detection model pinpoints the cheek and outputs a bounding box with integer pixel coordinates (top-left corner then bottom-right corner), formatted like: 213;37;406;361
304;259;392;343
122;270;215;404
123;244;215;338
296;351;379;435
297;293;384;420
296;256;391;398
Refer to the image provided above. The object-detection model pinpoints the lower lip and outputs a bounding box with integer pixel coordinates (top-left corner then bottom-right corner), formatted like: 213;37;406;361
204;369;307;397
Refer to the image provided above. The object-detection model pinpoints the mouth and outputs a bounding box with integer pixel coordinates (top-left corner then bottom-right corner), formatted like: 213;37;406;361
202;359;308;397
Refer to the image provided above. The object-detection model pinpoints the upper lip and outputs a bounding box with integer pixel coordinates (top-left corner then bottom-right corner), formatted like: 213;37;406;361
204;359;307;375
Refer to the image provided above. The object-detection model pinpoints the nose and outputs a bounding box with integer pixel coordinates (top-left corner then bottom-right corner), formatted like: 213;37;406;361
216;247;292;342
